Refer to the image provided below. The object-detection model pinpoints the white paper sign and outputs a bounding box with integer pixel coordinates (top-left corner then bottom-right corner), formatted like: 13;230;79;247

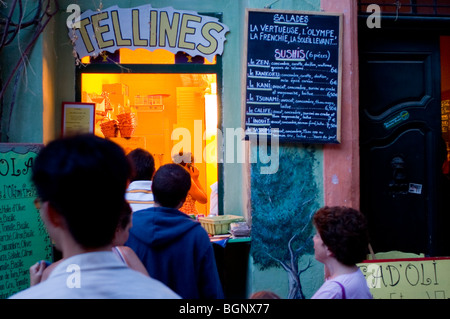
408;183;422;194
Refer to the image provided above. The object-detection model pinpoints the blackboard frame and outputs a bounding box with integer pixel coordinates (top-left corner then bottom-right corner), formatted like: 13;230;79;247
241;9;343;144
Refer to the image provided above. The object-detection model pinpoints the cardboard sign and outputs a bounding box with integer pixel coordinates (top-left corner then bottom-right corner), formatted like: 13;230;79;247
68;4;229;62
242;9;342;143
358;257;450;299
0;144;52;299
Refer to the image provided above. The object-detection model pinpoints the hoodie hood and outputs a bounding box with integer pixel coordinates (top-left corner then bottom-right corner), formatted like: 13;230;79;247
130;206;201;247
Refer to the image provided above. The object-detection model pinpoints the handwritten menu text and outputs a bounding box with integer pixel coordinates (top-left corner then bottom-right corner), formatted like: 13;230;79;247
0;144;52;299
244;10;342;143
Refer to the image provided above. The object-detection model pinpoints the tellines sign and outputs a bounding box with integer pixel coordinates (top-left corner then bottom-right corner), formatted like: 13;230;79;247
68;4;230;62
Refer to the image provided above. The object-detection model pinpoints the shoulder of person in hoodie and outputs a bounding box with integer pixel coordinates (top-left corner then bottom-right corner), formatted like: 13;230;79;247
129;206;211;245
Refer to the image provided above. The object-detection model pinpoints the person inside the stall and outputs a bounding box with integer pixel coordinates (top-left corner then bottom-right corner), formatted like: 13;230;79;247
126;148;156;212
173;151;208;218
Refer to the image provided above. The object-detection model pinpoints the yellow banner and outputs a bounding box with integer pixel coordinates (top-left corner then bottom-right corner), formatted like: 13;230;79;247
68;5;229;62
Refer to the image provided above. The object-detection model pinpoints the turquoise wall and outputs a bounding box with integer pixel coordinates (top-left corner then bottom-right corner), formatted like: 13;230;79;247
0;3;44;142
1;0;324;298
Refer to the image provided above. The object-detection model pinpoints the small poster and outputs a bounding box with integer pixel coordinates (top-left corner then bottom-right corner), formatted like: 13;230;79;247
62;102;95;137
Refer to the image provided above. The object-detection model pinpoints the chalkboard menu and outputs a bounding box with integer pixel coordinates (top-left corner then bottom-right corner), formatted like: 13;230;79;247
243;9;342;143
0;144;52;298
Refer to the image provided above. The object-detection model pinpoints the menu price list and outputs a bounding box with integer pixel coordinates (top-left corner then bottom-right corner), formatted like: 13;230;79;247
0;147;52;299
244;10;341;143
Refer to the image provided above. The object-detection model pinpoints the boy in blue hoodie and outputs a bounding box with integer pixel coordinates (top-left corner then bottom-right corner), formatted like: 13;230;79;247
126;164;224;299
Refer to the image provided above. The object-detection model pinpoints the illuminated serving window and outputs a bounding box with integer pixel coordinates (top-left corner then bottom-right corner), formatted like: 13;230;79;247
81;73;219;216
75;5;225;216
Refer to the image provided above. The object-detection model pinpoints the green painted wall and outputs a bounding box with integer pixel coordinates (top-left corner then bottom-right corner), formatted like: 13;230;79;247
249;144;324;298
0;3;44;143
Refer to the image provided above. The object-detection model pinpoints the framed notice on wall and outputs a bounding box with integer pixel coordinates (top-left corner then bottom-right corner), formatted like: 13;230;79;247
62;102;95;137
242;9;342;143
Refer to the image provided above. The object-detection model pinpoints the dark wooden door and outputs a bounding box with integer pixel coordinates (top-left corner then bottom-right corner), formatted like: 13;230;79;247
359;25;447;256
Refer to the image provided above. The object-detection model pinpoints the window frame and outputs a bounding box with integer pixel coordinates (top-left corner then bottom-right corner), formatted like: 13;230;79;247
75;52;224;215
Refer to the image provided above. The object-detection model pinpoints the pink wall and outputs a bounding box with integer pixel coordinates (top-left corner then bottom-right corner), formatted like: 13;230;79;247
441;36;450;100
321;0;360;208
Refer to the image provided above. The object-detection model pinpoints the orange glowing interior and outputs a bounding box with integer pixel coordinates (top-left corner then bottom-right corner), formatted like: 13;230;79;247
81;48;216;64
81;70;218;216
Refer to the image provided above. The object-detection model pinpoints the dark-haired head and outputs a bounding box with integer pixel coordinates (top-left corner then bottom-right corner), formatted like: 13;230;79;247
313;206;369;265
127;148;155;181
32;134;131;249
152;164;191;208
